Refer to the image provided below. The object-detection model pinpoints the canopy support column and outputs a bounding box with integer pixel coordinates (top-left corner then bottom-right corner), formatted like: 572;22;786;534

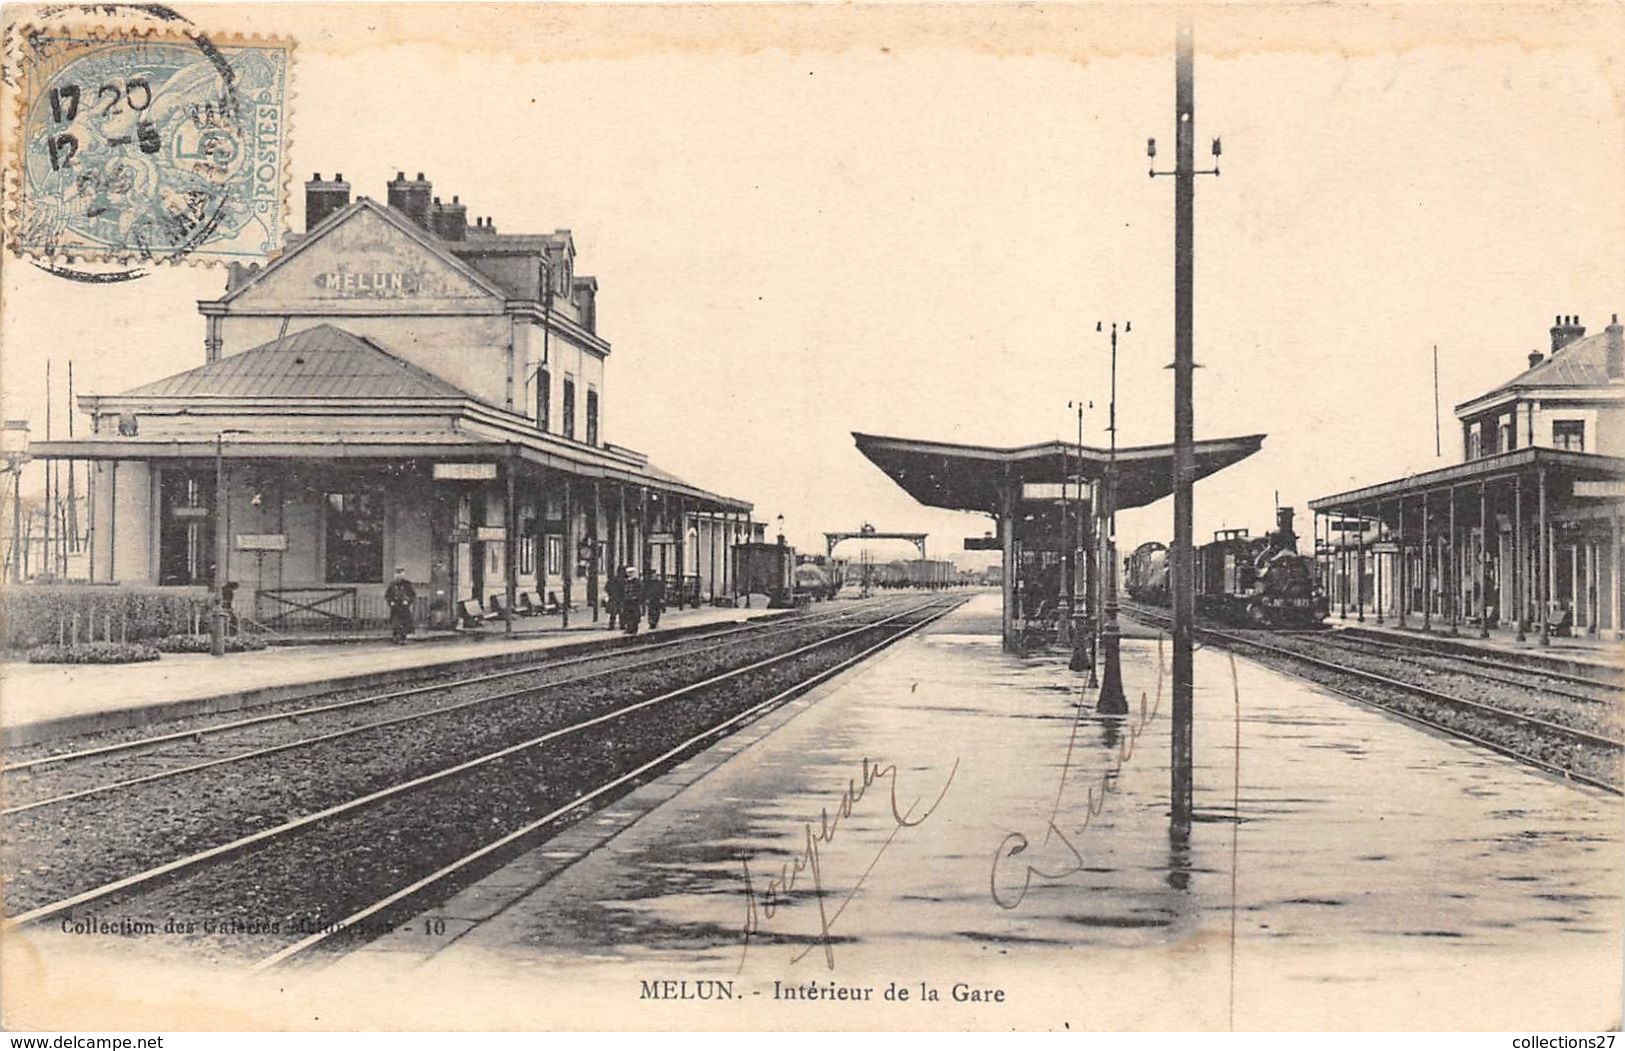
1539;465;1549;647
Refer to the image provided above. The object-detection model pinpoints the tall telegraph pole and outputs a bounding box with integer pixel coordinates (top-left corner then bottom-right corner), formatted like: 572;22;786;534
1170;19;1198;837
1150;18;1219;835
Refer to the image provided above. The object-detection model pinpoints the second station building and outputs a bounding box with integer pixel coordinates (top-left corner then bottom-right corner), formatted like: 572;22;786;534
32;172;762;630
1310;313;1625;642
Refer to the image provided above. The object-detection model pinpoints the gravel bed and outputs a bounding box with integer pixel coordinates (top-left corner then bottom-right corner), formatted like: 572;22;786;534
29;601;957;960
2;606;866;768
2;598;946;916
1;601;889;811
1242;632;1623;738
1226;639;1622;790
1319;635;1624;697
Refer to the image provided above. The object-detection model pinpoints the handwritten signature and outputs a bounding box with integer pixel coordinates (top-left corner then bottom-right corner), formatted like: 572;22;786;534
989;642;1165;910
739;755;959;971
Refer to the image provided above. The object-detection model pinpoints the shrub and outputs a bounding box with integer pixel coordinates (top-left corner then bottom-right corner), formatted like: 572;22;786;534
153;633;268;654
27;641;161;664
1;585;211;650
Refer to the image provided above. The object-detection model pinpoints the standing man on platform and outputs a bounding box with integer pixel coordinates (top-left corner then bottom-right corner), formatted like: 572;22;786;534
643;564;666;630
385;567;416;645
606;566;625;630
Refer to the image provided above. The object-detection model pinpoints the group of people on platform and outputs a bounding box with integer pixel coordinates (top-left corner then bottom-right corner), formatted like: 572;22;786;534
381;564;668;643
606;566;666;636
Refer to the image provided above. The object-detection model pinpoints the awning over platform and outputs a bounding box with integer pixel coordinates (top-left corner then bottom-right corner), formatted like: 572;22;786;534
851;431;1266;514
1308;447;1625;518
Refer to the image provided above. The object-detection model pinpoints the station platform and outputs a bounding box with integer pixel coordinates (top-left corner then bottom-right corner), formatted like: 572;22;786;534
0;602;793;747
1325;616;1622;673
314;591;1622;1030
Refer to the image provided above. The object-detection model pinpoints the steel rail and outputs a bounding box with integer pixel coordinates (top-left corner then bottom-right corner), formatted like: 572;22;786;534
1310;633;1616;706
251;595;966;971
4;596;902;775
3;596;962;932
1122;601;1624;770
1;597;918;815
1323;630;1623;694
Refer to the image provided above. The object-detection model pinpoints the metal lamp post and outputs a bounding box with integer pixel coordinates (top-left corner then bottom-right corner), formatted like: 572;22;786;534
1096;321;1129;714
211;429;248;657
1067;400;1096;682
2;421;31;583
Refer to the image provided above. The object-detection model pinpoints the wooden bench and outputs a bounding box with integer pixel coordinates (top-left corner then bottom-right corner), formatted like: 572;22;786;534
457;599;500;628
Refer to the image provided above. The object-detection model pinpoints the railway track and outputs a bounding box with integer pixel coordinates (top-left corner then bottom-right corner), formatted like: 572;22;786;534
1318;629;1622;694
1119;600;1622;794
3;594;965;965
4;595;899;775
1;595;915;816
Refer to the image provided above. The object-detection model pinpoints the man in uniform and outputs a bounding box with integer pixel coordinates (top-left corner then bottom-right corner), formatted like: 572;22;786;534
385;567;416;644
620;566;643;635
642;564;666;630
606;566;624;630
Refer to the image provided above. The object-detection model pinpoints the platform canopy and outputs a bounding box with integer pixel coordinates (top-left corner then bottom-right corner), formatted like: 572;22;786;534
851;431;1266;514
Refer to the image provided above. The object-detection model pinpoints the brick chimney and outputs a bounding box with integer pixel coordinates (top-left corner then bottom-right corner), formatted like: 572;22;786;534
1527;349;1545;369
1550;313;1585;355
1607;313;1623;380
305;172;350;230
573;276;598;332
429;195;468;241
466;216;498;238
387;171;433;230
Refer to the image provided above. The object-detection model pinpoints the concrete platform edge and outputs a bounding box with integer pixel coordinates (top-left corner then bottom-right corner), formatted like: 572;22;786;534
354;603;930;968
3;610;789;748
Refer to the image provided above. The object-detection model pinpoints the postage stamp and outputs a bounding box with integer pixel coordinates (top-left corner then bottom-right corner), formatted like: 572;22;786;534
4;20;291;271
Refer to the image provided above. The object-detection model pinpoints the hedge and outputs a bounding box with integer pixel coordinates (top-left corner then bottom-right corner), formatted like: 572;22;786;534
1;585;213;651
154;633;268;654
26;641;162;664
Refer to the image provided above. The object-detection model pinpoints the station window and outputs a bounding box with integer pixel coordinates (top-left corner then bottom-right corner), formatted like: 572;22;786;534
1552;420;1585;452
324;487;385;583
519;527;536;575
562;377;576;440
586;388;599;446
536;367;550;433
546;534;563;576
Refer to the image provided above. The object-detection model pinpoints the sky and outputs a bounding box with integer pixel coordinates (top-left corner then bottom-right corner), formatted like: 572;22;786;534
3;3;1621;565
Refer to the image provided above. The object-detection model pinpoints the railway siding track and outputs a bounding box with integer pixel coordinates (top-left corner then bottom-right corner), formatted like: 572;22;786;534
1;597;905;816
1120;601;1622;794
4;596;964;961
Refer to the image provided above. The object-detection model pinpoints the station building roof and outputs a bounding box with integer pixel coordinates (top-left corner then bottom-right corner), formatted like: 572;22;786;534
1458;328;1622;413
1307;446;1625;517
116;325;469;401
851;431;1266;515
31;324;751;514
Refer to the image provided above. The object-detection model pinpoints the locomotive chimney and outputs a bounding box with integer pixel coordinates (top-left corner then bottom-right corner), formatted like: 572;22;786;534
1274;503;1300;545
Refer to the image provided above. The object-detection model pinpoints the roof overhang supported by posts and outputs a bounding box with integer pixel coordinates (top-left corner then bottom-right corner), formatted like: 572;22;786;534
851;430;1266;650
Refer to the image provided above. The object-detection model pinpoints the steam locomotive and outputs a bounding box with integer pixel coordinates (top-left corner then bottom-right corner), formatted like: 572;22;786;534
1125;507;1326;627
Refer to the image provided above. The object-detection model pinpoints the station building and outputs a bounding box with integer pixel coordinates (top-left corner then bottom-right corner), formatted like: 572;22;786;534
1309;313;1625;641
30;172;761;629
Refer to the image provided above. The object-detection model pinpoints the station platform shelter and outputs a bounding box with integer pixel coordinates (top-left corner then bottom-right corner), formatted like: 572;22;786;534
852;430;1264;650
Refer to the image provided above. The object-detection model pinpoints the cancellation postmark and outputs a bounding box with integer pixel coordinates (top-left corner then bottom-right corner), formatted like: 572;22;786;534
4;14;290;276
